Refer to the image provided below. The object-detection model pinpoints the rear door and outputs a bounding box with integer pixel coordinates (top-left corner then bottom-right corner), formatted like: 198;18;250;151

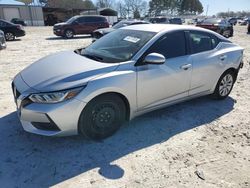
187;31;223;95
137;31;192;110
76;17;89;34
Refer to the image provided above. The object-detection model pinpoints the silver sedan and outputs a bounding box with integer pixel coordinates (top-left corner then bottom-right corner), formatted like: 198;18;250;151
12;24;244;140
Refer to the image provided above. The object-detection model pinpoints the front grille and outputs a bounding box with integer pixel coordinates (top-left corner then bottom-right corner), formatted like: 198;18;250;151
12;82;21;103
11;82;33;108
21;98;33;108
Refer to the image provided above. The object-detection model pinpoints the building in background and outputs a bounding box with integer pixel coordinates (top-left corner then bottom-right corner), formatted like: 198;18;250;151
0;0;44;26
81;8;118;25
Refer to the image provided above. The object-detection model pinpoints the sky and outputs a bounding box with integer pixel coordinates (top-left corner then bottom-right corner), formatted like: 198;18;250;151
199;0;250;15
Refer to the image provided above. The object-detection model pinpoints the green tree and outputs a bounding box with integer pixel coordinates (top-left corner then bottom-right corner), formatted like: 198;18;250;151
133;8;140;18
149;0;203;16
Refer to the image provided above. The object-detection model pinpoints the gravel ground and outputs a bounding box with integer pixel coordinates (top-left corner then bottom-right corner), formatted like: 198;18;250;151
0;26;249;188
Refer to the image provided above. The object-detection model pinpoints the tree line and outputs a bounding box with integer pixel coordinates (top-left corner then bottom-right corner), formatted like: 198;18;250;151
217;11;250;18
149;0;203;16
18;0;204;18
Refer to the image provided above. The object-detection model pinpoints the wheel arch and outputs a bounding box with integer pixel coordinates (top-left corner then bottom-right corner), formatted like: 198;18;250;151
77;91;131;136
93;92;130;121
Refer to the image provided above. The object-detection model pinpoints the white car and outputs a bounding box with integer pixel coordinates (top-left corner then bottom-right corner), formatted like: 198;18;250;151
12;24;244;140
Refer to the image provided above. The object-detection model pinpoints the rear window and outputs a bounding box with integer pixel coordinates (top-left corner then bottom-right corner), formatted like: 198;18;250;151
189;31;215;54
79;16;106;23
202;19;220;24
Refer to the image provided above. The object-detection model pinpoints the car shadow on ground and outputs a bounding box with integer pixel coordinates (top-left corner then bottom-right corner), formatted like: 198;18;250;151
0;96;235;187
46;35;92;41
6;39;21;42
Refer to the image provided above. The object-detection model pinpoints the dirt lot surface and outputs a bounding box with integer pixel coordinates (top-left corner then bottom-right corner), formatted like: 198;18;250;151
0;26;249;188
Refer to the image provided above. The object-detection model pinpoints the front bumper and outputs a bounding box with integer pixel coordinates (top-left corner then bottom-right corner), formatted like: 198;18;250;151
0;40;6;50
53;28;63;36
15;30;25;37
12;75;86;136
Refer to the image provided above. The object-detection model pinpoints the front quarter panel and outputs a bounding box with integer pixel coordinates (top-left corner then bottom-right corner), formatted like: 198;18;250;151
75;61;137;119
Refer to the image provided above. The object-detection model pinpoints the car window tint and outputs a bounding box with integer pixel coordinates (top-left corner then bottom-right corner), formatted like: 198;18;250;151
0;21;7;27
85;17;104;23
189;32;214;54
210;34;219;48
78;17;86;23
148;31;186;59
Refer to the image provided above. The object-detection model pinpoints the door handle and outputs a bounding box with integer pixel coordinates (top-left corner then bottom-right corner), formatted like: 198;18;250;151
220;55;227;61
180;64;192;70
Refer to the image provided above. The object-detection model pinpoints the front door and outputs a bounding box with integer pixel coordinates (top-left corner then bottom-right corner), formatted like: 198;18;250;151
137;31;192;110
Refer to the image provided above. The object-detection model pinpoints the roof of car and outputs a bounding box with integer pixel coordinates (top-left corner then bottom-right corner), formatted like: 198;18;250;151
121;24;213;33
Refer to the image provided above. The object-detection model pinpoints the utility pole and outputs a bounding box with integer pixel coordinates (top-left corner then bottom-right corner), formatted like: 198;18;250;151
206;4;209;17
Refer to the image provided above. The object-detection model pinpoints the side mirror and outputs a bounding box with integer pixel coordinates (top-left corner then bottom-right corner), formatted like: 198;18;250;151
143;53;166;65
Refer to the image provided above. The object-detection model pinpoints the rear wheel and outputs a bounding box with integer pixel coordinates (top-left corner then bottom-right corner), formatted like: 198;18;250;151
64;29;74;39
212;71;235;100
79;94;126;140
5;32;15;41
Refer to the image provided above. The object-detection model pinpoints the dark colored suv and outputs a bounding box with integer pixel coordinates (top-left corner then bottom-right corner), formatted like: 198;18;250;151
0;19;25;41
196;18;233;38
0;30;6;50
53;15;109;38
248;21;250;33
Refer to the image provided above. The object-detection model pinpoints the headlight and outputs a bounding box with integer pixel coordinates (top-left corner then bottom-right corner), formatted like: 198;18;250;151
29;86;85;104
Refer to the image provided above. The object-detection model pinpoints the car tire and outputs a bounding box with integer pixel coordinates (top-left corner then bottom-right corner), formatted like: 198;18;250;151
79;94;126;140
5;32;15;41
212;70;235;100
64;29;74;39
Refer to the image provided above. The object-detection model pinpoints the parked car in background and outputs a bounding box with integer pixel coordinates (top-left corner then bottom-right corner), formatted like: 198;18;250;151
248;21;250;33
228;17;237;25
11;18;27;26
93;20;149;41
0;30;6;50
196;18;233;38
45;14;59;26
169;17;182;25
12;24;243;139
53;15;109;39
0;19;25;41
238;19;248;26
149;17;169;24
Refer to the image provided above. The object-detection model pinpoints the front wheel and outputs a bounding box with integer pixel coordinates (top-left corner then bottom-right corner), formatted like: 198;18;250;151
64;29;74;39
79;94;126;140
212;71;235;100
5;32;15;41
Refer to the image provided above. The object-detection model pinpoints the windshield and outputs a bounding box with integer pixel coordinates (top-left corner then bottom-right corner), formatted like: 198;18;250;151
202;19;221;24
112;21;130;29
66;16;77;24
81;29;156;63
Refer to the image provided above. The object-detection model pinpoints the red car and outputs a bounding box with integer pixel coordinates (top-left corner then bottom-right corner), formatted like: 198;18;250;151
196;18;233;38
53;15;109;39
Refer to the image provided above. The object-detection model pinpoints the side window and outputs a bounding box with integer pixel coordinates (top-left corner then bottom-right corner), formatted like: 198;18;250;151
148;31;186;59
85;17;101;23
0;21;7;27
78;17;86;24
210;34;219;48
189;32;214;54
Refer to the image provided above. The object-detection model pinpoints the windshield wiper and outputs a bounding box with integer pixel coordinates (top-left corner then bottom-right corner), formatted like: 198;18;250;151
82;54;103;62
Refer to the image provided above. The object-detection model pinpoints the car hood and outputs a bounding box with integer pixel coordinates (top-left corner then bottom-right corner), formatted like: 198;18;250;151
20;50;119;92
54;22;68;27
95;28;115;34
